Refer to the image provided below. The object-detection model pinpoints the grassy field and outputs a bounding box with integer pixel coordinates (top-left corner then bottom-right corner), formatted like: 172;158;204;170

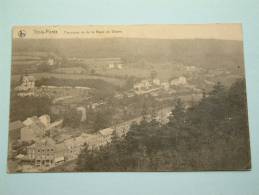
12;72;126;87
95;62;203;81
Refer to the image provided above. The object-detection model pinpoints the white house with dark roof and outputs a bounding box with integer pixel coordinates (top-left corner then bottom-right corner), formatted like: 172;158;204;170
9;120;24;141
15;75;36;96
170;76;187;86
99;127;114;145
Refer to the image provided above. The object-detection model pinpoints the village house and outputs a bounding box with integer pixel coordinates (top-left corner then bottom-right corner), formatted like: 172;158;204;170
186;66;197;72
114;92;124;99
133;83;143;92
114;123;130;138
54;142;66;165
69;130;115;152
133;80;153;94
90;101;106;109
47;58;55;66
108;63;115;69
64;136;86;160
27;138;56;168
24;139;61;169
82;133;105;150
152;78;161;86
17;75;35;90
9;120;24;141
21;116;46;142
20;123;44;142
117;64;123;69
21;115;63;142
15;75;36;96
27;138;71;168
38;114;51;127
170;76;187;86
99;128;114;145
161;82;170;91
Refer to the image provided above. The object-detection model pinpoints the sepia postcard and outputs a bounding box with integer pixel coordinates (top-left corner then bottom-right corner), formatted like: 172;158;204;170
8;24;251;173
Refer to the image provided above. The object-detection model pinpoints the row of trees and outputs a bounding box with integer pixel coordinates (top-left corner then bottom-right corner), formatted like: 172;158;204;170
10;94;52;122
61;107;113;132
76;79;250;171
59;89;164;131
35;77;118;90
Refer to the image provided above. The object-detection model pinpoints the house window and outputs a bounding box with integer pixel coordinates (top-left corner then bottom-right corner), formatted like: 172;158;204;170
36;160;41;166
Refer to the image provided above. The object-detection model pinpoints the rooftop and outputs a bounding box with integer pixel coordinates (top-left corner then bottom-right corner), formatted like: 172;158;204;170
99;128;114;136
40;138;56;146
23;75;35;81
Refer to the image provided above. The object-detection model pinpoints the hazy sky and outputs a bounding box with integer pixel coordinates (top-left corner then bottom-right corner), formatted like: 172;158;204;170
13;24;243;40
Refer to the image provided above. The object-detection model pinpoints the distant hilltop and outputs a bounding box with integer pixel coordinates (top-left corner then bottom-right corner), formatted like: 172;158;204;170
13;38;244;70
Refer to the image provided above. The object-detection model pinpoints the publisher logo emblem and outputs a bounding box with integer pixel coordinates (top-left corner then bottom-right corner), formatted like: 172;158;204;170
18;30;26;38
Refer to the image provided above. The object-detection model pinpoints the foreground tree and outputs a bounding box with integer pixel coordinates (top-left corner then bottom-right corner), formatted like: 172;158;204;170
76;79;250;171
